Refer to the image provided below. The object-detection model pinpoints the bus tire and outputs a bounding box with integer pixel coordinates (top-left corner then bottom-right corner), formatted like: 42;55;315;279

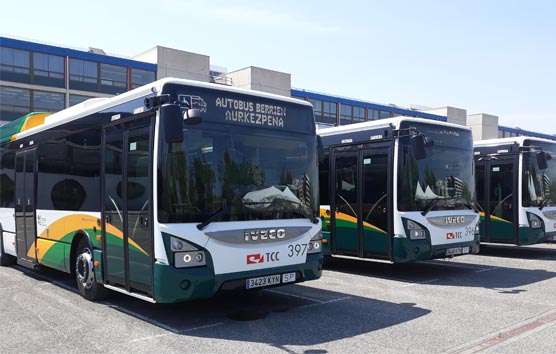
75;238;108;301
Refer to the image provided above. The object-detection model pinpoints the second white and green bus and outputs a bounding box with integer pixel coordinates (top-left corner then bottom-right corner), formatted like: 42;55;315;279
318;117;480;263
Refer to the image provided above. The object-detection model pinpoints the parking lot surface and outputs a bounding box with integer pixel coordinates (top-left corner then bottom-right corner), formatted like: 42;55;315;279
1;243;555;354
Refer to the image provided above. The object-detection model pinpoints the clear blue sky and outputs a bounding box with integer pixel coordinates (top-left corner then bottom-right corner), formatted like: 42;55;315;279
1;0;555;133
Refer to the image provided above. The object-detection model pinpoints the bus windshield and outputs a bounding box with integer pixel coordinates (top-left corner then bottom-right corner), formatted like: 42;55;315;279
522;141;556;208
397;122;475;212
158;123;318;223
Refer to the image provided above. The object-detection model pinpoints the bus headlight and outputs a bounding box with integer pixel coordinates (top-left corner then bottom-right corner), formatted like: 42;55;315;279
407;220;427;240
175;251;207;268
474;222;480;234
170;237;207;268
528;213;542;229
308;230;323;254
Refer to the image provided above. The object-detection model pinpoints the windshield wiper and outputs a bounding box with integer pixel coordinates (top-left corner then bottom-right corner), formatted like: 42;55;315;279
265;198;319;224
196;205;231;230
460;200;482;213
278;208;319;224
539;198;550;210
421;198;441;216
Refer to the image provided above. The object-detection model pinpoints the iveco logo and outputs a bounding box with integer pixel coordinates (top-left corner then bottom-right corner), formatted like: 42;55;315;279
444;216;466;224
244;229;286;242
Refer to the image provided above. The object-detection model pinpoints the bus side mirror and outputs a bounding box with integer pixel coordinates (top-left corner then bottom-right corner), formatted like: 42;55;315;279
160;104;184;143
537;151;549;170
411;135;427;160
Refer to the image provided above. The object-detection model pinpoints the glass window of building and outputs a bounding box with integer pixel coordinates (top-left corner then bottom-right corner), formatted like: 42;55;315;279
70;59;98;92
33;91;65;112
69;94;95;107
32;52;65;87
0;86;31;121
100;63;127;94
340;104;352;125
0;47;31;83
379;110;391;119
131;68;155;89
368;109;379;120
322;101;337;125
353;106;365;122
308;98;322;114
308;98;325;123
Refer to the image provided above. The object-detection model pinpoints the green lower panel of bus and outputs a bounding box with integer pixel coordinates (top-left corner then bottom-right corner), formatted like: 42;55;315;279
479;213;545;245
322;230;481;263
322;211;388;256
152;254;323;303
517;226;545;245
392;235;480;263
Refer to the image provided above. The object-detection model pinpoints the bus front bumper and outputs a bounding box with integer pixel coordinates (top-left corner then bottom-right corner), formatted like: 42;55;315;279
393;234;481;263
152;253;323;303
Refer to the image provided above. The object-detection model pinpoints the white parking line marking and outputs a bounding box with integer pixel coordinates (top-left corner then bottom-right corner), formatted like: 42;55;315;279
266;289;324;303
108;305;181;333
299;296;351;309
179;322;224;333
475;267;499;273
402;278;440;287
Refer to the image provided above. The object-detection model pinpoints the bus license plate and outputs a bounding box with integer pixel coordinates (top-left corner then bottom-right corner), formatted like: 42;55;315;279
246;275;281;289
245;273;296;289
446;246;470;256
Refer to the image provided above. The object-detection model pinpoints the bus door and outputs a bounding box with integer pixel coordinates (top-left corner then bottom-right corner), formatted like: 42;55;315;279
476;156;517;243
330;143;391;260
14;149;37;265
102;117;154;296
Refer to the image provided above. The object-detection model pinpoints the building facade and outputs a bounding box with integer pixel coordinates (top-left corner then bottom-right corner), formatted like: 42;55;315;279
0;37;156;122
1;36;554;141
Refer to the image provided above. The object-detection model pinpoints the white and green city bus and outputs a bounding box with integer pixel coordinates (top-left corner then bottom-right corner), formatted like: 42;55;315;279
0;78;322;303
318;117;480;263
474;137;555;245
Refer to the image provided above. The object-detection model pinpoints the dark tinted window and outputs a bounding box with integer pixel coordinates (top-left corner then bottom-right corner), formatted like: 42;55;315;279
32;53;64;87
0;86;31;121
51;179;86;210
0;47;30;83
33;91;64;112
319;156;330;205
131;68;155;89
100;63;127;94
69;59;98;92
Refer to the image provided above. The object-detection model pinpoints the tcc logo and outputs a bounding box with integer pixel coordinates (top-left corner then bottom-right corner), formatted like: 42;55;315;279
246;254;264;264
446;232;455;240
246;252;281;264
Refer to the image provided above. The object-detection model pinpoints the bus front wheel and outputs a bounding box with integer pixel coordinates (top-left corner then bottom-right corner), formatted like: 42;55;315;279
75;238;108;301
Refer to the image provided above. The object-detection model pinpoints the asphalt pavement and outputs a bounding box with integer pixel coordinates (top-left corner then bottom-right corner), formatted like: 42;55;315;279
1;243;555;354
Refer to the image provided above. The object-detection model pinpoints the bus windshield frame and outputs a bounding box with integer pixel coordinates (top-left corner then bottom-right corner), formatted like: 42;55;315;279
522;140;556;208
397;121;475;213
157;84;318;224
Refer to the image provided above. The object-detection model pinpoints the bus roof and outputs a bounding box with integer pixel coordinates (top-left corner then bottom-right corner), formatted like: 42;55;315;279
474;136;556;148
1;77;312;144
317;116;471;137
